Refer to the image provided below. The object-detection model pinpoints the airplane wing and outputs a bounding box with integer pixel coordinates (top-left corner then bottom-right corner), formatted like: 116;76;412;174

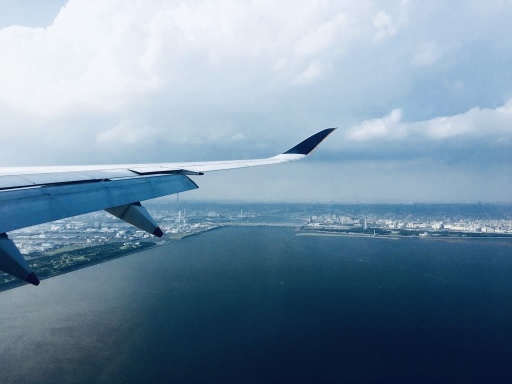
0;128;335;286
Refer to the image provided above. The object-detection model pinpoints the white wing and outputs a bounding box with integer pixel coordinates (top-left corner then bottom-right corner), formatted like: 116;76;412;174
0;128;335;285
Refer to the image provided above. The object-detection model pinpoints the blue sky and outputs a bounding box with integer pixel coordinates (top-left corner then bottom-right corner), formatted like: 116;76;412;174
0;0;510;202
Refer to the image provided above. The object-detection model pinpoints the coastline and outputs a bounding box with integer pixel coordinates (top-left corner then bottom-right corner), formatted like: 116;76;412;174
296;229;512;242
296;231;401;240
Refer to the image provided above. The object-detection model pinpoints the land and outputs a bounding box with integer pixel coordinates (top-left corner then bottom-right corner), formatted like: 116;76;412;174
0;225;221;292
1;202;511;291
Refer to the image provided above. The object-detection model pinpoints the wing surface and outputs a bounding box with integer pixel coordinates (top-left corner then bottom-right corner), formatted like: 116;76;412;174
0;128;335;184
0;128;335;285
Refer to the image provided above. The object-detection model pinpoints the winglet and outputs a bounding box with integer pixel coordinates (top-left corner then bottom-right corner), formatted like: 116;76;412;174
283;128;336;155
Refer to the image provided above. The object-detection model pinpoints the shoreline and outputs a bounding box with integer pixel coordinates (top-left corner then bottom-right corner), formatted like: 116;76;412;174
296;231;401;240
296;229;512;241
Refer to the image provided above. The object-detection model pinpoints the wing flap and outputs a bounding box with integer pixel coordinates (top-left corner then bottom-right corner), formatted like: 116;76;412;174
0;169;139;190
0;175;35;189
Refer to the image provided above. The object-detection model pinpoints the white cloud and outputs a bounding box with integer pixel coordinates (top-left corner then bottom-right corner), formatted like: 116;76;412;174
293;13;351;58
346;98;512;142
373;11;397;40
425;99;512;140
373;0;408;40
96;119;152;146
346;109;404;141
0;0;511;201
0;0;371;115
413;41;441;66
292;61;329;85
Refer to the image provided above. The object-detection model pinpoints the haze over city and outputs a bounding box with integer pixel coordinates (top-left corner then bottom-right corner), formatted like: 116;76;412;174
0;0;511;202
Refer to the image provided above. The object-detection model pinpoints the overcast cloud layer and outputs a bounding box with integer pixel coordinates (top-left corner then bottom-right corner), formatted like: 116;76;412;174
0;0;511;202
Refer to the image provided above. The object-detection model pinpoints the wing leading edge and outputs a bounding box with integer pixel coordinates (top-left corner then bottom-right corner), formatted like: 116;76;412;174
0;128;335;286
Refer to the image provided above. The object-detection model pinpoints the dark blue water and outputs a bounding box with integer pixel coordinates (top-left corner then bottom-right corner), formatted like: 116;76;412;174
1;227;512;383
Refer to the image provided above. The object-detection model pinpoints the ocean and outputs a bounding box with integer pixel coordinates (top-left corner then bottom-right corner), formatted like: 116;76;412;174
1;227;512;383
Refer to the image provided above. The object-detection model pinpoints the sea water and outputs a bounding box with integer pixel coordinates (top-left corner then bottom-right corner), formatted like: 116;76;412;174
0;227;511;383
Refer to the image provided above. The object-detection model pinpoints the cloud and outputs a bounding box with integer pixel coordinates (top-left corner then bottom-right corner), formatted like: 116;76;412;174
0;0;511;201
346;99;512;142
292;61;329;85
346;109;404;141
413;41;441;66
96;119;153;146
373;0;408;40
0;0;370;116
373;11;397;40
293;13;351;58
0;0;382;163
338;99;512;169
425;100;512;140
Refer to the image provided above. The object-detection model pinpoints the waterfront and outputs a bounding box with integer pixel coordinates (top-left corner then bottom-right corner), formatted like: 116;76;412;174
1;226;512;383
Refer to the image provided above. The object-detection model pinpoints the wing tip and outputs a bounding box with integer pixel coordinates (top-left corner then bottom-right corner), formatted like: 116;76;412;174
283;128;336;155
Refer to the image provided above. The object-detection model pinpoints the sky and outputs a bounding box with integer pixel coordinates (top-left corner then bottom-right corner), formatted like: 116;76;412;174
0;0;510;203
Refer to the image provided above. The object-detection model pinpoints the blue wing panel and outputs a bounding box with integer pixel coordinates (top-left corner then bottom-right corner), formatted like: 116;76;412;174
0;174;198;233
